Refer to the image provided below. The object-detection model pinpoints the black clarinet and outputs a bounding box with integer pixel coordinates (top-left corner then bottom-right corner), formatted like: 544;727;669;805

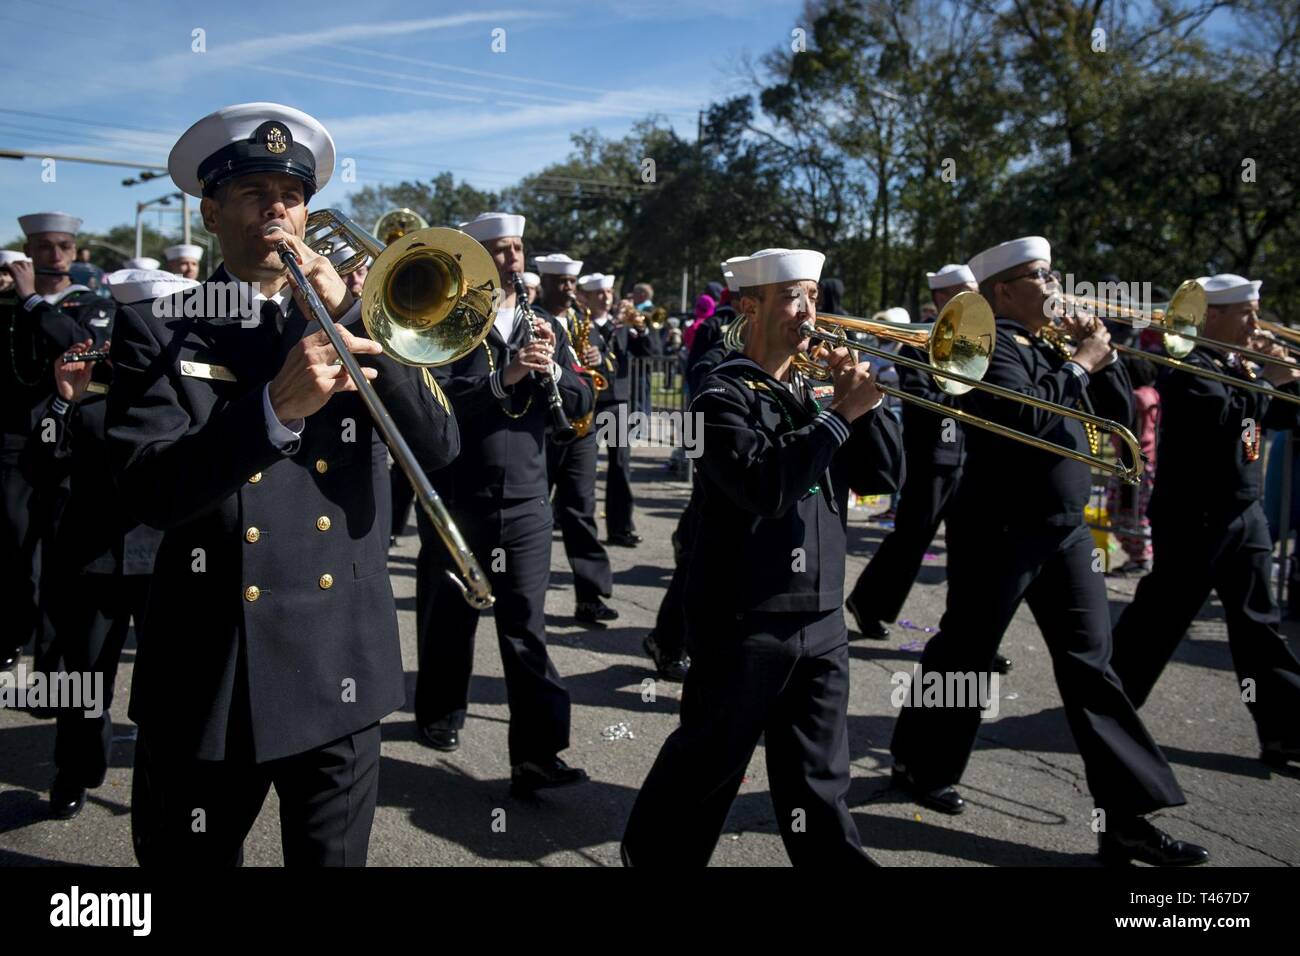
59;349;112;364
512;272;576;445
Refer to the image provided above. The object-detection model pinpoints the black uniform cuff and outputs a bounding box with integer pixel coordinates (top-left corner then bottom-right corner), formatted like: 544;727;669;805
818;408;852;445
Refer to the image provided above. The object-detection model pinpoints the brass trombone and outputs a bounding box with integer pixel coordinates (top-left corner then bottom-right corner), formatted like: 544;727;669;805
793;292;1146;483
1052;280;1300;405
277;208;498;608
1258;319;1300;353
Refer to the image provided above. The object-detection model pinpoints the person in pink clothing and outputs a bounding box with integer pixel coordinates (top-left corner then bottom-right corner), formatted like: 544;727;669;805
1107;352;1159;573
682;293;715;352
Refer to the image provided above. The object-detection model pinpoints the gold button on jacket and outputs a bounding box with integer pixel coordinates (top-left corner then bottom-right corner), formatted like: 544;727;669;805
248;472;263;483
319;574;334;590
316;516;331;532
245;527;260;543
314;459;329;474
244;585;261;602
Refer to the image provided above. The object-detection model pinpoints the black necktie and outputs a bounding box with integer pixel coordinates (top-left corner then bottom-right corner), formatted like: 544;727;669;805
275;299;310;361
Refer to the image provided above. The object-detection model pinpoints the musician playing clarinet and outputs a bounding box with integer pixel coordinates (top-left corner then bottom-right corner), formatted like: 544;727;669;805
416;212;594;796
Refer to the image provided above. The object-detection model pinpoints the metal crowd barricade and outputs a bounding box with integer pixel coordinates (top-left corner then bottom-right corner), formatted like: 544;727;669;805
626;354;693;482
1086;476;1149;572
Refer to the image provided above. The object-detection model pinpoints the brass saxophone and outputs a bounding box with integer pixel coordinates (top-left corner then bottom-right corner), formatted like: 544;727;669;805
566;296;610;438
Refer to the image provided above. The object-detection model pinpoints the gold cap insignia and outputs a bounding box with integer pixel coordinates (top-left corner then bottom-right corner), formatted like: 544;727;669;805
265;125;288;154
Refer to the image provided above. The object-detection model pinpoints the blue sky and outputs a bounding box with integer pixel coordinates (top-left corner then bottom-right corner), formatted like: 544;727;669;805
0;0;804;242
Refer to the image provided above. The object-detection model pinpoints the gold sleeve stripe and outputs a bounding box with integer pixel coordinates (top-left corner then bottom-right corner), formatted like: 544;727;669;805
421;367;451;413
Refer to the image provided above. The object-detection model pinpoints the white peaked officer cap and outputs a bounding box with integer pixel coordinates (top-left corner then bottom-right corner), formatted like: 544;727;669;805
169;102;336;200
873;307;911;324
165;243;204;262
19;212;82;236
0;251;32;266
123;257;160;270
534;253;584;276
926;263;976;290
726;248;826;288
577;273;615;291
1197;273;1262;305
968;236;1051;283
458;212;526;242
721;260;740;292
522;272;540;289
105;269;200;305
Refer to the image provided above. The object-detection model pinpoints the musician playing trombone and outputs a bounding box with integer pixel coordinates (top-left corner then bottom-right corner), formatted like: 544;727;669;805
1111;273;1300;771
845;263;1013;674
888;236;1208;866
105;103;461;866
622;247;904;866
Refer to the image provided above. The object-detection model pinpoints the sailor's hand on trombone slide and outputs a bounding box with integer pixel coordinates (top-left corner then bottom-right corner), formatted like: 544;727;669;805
264;222;353;320
1061;309;1113;373
1250;331;1300;387
824;347;882;422
268;323;382;422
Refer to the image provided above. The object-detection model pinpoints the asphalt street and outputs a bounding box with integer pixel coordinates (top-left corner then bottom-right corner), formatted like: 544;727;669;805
1;446;1297;866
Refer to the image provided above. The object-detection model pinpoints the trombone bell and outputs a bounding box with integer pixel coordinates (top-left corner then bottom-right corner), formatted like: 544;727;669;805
810;291;996;396
363;227;497;367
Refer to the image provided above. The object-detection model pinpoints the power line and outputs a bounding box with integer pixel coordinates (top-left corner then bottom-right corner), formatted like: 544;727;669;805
313;45;702;120
322;42;704;109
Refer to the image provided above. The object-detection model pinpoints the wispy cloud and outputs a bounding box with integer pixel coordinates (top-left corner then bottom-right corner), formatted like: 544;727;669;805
35;10;553;107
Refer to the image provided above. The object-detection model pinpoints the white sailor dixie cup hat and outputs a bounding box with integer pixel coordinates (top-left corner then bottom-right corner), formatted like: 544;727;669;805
169;102;336;200
1197;274;1262;305
0;250;32;266
725;248;825;288
926;263;976;290
577;273;615;291
534;254;584;276
123;256;160;271
874;307;912;324
165;243;203;262
459;212;526;242
105;269;201;305
967;236;1051;284
19;212;82;237
720;261;740;293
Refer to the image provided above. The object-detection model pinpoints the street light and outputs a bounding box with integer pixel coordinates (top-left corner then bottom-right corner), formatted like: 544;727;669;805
125;172;191;246
134;191;184;257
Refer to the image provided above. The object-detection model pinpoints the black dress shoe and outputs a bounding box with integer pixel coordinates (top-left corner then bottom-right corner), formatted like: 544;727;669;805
844;596;889;640
575;599;619;625
891;766;965;815
510;757;589;795
50;775;86;820
643;633;689;682
1099;817;1210;867
607;532;643;547
419;725;460;752
990;653;1013;674
1;647;20;671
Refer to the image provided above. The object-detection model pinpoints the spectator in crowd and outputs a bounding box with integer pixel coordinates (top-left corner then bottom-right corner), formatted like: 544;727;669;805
1107;353;1159;575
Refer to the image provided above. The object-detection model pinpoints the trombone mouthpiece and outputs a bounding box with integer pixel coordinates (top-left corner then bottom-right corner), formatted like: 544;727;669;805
799;320;817;338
